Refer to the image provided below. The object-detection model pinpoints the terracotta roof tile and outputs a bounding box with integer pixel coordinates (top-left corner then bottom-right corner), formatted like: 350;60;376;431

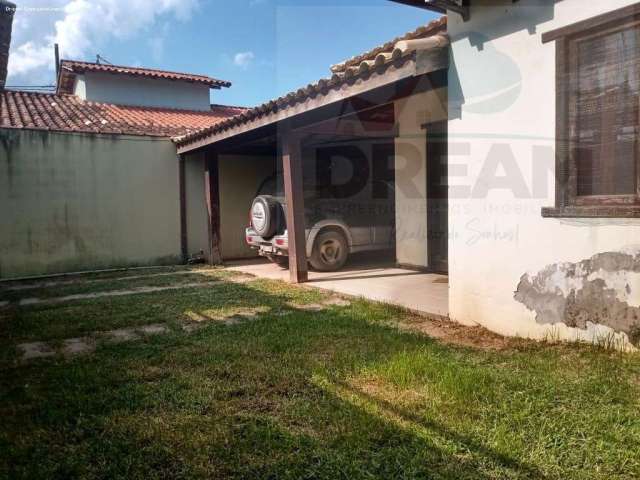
0;90;246;138
57;60;231;94
175;17;447;148
330;16;446;73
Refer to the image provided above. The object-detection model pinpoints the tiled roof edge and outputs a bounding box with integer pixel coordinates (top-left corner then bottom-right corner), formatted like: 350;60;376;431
330;16;446;73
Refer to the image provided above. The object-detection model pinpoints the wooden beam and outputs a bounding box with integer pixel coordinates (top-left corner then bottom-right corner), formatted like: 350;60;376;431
296;119;396;138
204;150;223;265
178;154;188;262
281;125;308;283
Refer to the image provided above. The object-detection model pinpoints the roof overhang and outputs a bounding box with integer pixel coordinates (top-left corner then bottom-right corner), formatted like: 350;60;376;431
56;60;231;95
177;58;409;154
388;0;521;22
176;48;448;155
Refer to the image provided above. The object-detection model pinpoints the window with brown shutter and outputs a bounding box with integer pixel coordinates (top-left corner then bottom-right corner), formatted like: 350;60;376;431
542;4;640;217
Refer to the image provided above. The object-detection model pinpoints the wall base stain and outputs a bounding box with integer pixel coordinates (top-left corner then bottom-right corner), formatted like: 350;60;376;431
0;130;183;279
515;250;640;346
0;129;19;187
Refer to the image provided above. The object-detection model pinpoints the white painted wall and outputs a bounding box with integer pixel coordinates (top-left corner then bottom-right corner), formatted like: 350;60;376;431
74;75;86;99
447;0;640;347
74;72;212;110
394;88;447;268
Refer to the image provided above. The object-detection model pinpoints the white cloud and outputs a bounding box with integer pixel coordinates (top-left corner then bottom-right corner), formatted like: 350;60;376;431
7;0;199;85
148;36;165;62
233;51;254;69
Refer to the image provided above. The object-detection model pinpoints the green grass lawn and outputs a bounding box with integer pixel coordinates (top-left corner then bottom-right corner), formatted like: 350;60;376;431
1;268;639;480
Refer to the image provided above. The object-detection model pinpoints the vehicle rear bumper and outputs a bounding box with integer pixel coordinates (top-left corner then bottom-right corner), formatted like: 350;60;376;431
245;228;289;257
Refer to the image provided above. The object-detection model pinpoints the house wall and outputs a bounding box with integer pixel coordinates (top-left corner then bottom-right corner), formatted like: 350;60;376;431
0;129;182;278
394;87;447;268
218;154;276;259
74;72;212;111
447;0;640;348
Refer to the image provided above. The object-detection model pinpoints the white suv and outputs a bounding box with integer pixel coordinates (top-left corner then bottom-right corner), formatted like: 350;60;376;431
245;174;395;271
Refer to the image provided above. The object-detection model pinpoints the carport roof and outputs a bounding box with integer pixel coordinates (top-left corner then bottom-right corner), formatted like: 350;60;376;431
0;90;246;138
330;16;446;73
174;16;447;153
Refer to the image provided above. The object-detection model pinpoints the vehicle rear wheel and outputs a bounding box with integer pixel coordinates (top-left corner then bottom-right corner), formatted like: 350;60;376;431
309;230;348;272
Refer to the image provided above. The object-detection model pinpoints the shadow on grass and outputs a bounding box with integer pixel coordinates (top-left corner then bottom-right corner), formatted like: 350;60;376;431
0;276;617;479
330;378;547;479
0;272;316;346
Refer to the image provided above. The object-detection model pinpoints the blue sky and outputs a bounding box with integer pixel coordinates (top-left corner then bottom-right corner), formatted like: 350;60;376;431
7;0;438;108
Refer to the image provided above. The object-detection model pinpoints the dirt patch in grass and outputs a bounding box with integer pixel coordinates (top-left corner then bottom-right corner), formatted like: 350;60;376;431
398;314;514;351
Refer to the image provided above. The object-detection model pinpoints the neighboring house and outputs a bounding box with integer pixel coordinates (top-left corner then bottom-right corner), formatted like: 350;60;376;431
56;60;229;111
0;7;245;278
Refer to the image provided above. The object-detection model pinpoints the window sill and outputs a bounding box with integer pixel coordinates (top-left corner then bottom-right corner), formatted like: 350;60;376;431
542;206;640;218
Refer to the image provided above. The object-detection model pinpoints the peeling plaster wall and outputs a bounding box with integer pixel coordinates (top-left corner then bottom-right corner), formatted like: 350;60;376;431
0;129;182;278
447;0;640;347
515;250;640;345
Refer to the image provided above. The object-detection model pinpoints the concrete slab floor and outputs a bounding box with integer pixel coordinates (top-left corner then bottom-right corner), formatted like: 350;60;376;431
14;296;360;362
17;281;222;306
137;324;170;335
0;268;222;292
17;342;56;360
225;256;449;318
102;328;141;343
61;338;95;357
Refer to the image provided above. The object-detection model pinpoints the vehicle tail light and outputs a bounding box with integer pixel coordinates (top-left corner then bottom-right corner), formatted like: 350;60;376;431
275;238;285;246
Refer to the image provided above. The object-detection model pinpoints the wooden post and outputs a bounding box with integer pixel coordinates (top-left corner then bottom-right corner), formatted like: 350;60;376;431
281;126;308;283
204;150;223;265
178;154;188;263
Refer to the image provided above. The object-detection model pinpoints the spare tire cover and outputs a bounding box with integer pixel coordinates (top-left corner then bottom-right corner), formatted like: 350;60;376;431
251;195;279;238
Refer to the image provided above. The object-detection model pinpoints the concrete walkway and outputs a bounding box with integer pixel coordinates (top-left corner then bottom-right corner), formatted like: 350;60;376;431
17;281;222;306
15;294;352;362
226;257;449;318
